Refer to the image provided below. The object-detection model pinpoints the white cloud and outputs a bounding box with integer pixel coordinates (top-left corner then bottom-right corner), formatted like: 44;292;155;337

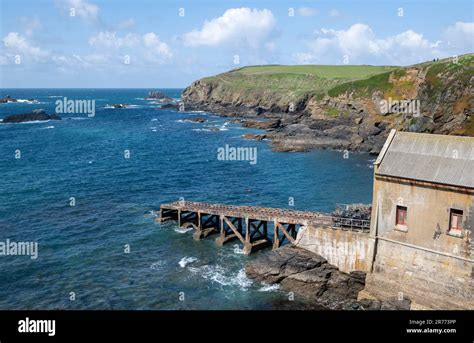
2;32;50;62
182;8;276;49
88;31;139;48
88;31;172;63
296;7;319;17
293;23;440;65
143;32;172;59
442;22;474;50
59;0;99;22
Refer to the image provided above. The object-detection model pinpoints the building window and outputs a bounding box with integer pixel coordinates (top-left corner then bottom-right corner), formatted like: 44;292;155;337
449;209;463;235
396;206;407;226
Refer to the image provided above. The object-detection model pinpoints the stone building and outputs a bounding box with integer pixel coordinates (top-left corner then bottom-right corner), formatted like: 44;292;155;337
362;130;474;309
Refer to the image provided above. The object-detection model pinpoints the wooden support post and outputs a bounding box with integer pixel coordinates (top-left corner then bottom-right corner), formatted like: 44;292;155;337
223;216;245;244
177;209;181;228
273;220;280;250
215;215;227;246
276;222;296;245
245;217;250;243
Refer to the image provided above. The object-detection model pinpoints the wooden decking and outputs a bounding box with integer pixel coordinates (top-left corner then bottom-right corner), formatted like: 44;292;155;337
156;201;370;255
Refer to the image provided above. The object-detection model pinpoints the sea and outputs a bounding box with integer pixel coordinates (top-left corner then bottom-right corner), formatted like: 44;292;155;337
0;89;373;310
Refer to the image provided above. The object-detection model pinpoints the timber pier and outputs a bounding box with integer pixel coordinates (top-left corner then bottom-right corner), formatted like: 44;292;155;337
156;201;370;255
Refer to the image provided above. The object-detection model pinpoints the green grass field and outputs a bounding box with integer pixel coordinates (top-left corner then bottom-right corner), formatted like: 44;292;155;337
199;54;473;101
202;64;398;99
233;64;397;79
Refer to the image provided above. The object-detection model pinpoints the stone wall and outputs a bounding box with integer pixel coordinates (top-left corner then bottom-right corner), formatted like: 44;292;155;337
371;176;473;257
295;226;374;273
363;238;474;310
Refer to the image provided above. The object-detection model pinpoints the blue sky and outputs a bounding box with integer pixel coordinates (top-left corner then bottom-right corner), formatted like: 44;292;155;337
0;0;473;88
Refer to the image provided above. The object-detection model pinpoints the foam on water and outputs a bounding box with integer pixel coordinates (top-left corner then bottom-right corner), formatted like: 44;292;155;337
174;227;193;234
179;256;198;268
187;265;252;291
258;283;280;292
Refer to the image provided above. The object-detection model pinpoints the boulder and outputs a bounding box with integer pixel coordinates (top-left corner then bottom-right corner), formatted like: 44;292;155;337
2;110;62;123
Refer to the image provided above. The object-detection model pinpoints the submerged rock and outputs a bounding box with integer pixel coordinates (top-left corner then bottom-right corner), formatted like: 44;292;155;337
186;117;207;123
2;109;62;123
112;104;129;108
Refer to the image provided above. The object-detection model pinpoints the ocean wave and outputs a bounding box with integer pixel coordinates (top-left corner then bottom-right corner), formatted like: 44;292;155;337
0;119;52;125
40;126;55;129
144;210;159;218
258;283;280;292
187;265;252;291
151;118;158;122
16;99;39;104
174;227;193;234
179;256;198;268
48;96;63;98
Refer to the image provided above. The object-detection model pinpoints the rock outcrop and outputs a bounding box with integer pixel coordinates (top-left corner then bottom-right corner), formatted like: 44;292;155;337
182;54;473;154
0;95;18;103
0;95;36;104
246;245;412;310
1;109;62;123
245;246;366;309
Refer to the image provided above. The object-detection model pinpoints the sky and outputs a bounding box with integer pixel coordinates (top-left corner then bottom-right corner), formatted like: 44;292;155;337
0;0;473;88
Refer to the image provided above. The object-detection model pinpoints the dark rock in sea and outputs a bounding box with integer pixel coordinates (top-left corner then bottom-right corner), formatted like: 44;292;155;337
160;103;179;110
245;246;366;309
146;91;170;100
0;95;18;103
112;104;129;108
186;117;207;123
2;109;62;123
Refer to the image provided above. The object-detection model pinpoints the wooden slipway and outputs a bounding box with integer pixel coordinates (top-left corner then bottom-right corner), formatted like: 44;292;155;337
157;201;370;255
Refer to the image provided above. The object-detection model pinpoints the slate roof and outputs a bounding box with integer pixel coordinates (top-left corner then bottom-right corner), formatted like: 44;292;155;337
375;130;474;188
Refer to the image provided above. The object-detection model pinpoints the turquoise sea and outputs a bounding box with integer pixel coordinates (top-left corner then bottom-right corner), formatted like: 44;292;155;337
0;89;373;309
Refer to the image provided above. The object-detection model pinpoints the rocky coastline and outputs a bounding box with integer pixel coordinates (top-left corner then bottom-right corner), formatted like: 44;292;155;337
182;55;473;154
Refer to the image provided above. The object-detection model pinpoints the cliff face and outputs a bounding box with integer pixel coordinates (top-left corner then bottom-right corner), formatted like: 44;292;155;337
182;55;473;154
